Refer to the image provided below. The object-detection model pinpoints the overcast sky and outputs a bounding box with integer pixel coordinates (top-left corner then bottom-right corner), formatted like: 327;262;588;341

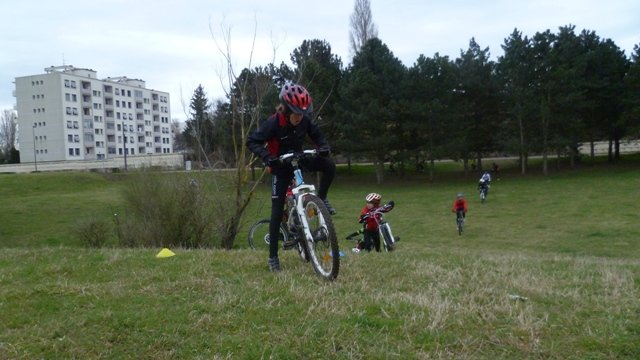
1;0;638;122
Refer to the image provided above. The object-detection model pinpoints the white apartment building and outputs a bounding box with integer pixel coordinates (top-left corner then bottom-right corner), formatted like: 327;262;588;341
14;65;172;163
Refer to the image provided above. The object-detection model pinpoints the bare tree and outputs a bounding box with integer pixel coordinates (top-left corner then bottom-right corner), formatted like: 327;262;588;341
171;118;186;152
208;16;278;249
0;109;18;160
349;0;378;57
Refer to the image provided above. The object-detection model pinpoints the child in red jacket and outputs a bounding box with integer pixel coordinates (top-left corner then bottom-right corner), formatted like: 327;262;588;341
352;193;394;252
451;193;468;225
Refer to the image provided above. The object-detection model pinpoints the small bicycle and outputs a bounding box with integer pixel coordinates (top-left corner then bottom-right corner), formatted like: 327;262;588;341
346;202;398;252
247;149;339;280
456;209;465;235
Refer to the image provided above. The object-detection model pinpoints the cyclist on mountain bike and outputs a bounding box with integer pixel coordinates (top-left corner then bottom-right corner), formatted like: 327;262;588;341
478;171;491;195
451;193;468;223
246;82;336;272
479;171;491;186
353;193;394;253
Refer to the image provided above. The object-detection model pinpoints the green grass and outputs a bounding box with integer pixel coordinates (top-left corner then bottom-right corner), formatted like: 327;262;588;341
1;160;639;359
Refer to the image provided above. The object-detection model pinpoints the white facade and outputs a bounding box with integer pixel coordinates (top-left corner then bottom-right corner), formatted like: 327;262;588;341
15;65;172;163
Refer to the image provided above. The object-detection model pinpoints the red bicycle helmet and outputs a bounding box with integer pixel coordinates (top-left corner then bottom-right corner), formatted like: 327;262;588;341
279;83;313;115
365;193;382;203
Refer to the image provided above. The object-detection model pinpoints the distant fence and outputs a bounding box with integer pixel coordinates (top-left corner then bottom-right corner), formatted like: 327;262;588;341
578;140;640;156
0;154;185;174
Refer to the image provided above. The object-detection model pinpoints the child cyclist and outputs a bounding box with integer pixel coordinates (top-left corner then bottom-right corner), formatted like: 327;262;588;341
352;193;394;253
451;193;468;225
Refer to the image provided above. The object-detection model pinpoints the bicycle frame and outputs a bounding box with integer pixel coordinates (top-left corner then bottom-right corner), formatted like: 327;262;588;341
279;149;340;280
282;151;317;244
456;209;464;235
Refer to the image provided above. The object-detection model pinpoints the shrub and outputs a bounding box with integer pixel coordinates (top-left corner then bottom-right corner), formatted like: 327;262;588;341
75;217;112;248
115;171;220;248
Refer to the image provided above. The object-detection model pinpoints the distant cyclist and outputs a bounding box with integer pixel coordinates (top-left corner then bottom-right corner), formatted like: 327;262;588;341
478;171;491;196
451;193;468;225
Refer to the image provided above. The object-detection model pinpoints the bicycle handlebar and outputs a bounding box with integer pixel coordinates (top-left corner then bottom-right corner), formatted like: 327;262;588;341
279;149;318;162
359;202;394;222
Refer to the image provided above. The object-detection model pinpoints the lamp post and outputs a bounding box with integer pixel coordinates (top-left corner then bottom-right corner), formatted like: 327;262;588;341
122;122;128;171
32;123;38;172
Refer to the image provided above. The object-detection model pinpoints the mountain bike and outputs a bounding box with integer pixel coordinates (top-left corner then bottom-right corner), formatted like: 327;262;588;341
479;184;488;203
247;149;339;280
346;202;398;252
456;209;465;235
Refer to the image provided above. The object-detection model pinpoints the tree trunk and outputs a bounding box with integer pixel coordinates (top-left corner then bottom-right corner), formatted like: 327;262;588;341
429;158;434;182
518;113;526;175
374;159;384;184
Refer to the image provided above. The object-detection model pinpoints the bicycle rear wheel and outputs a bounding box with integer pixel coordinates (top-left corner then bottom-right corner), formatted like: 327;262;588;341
301;194;339;280
457;218;463;235
247;219;288;250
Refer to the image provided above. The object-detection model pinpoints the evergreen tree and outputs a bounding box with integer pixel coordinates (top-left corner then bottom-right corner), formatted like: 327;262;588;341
338;38;406;183
408;53;457;179
498;29;537;174
182;85;213;164
452;38;501;173
623;44;640;139
290;39;343;145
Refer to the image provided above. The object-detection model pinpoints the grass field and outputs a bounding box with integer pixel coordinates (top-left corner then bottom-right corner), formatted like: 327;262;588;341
1;159;639;359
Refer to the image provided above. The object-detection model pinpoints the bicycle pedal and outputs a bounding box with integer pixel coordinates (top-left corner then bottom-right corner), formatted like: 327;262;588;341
282;240;297;250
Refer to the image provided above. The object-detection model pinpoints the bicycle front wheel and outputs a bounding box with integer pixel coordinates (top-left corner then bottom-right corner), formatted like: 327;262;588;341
380;223;395;252
301;194;339;280
247;219;288;250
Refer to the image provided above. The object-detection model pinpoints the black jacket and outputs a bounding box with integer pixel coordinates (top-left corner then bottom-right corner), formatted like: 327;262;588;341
246;113;329;162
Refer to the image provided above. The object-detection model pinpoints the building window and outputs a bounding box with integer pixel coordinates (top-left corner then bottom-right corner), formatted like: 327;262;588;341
68;135;73;143
66;107;72;115
69;148;74;156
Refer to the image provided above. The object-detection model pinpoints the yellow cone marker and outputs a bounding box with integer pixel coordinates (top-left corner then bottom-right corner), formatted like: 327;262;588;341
156;248;176;258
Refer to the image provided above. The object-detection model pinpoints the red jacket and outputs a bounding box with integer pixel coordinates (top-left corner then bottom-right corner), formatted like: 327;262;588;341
360;206;384;231
452;198;468;213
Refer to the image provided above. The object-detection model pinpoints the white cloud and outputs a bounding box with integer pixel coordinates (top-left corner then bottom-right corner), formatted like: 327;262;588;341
1;0;638;122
